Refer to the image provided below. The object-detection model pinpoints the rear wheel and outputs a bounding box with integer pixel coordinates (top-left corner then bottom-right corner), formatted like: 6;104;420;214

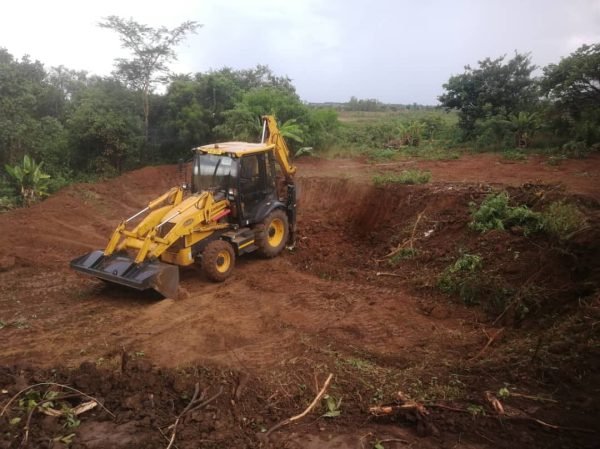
201;240;235;282
256;209;289;258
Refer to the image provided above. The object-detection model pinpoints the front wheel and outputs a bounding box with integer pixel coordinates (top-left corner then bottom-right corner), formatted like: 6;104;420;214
201;240;235;282
256;209;289;258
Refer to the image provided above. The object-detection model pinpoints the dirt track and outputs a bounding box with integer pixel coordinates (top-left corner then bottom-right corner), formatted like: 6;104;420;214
1;153;599;448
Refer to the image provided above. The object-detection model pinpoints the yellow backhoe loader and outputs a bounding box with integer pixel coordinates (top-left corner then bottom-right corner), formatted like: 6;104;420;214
70;116;297;298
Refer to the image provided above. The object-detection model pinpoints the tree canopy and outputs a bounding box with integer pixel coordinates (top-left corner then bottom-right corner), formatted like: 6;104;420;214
99;16;201;142
439;53;538;138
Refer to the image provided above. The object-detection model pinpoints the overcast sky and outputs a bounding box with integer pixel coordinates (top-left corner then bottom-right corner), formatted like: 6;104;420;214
1;0;599;104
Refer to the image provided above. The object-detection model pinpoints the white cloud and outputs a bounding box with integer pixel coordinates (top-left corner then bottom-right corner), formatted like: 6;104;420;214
0;0;597;103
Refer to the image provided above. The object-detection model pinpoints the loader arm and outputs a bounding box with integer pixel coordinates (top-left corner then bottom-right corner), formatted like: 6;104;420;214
71;188;230;299
104;186;184;256
131;192;230;263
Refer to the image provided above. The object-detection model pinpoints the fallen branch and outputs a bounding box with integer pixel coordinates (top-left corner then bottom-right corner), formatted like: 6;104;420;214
428;404;596;434
166;384;200;449
380;210;426;261
376;272;404;278
165;384;223;449
0;382;114;418
469;328;504;360
484;391;504;415
41;400;97;418
368;402;427;416
508;416;596;434
509;392;558;403
265;373;333;437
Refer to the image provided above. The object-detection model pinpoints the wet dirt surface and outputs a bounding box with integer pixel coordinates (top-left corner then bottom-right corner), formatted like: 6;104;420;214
1;154;599;448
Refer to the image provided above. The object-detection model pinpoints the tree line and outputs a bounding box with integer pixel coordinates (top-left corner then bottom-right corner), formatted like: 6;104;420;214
0;16;597;208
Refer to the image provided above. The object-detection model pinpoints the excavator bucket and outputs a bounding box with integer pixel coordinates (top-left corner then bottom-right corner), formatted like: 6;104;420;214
70;250;179;299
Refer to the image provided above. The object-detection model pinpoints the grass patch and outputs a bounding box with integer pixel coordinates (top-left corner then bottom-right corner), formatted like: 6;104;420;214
367;148;397;162
541;200;585;238
501;149;527;161
373;169;431;186
388;248;418;265
398;145;461;160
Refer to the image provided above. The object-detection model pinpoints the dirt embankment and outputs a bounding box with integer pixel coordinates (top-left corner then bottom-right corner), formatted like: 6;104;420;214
0;155;599;448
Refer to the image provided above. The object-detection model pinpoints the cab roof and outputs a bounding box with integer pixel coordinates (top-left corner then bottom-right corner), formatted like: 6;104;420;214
193;142;274;157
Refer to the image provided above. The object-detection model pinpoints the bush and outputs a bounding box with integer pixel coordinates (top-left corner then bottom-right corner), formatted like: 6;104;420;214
438;253;483;305
541;201;585;238
373;170;431;186
469;192;543;235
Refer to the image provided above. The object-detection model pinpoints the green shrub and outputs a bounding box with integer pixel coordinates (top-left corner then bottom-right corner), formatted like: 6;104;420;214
541;201;585;238
561;140;590;159
438;253;483;305
373;170;431;186
469;192;543;235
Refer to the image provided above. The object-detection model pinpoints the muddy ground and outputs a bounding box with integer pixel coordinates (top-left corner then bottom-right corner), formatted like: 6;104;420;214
0;153;599;448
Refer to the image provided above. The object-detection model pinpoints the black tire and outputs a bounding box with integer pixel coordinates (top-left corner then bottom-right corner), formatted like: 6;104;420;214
201;240;235;282
256;209;289;258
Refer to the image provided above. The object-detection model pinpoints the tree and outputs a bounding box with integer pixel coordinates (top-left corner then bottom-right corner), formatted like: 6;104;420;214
67;78;143;174
541;43;600;145
214;87;308;141
0;49;69;170
439;53;538;138
542;43;600;112
99;16;201;143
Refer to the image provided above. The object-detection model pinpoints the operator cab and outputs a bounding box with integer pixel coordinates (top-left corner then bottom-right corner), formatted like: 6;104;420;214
191;142;280;226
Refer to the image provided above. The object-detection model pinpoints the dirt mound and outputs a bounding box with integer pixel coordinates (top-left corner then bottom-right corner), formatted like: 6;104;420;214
0;165;178;269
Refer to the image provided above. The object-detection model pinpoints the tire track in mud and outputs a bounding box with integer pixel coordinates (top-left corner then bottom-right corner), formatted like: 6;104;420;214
5;159;594;371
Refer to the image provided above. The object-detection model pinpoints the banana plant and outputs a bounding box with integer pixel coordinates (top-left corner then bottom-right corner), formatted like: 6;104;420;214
506;111;540;148
278;119;305;143
4;155;51;206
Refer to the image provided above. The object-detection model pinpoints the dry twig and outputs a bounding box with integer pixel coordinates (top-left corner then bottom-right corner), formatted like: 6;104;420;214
469;328;504;360
379;210;426;261
165;384;223;449
376;272;404;278
265;373;333;437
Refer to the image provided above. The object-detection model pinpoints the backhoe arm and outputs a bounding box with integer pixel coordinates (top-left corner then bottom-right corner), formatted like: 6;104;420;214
262;115;297;182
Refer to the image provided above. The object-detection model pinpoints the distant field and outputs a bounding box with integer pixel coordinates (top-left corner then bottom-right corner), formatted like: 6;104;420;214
337;109;458;125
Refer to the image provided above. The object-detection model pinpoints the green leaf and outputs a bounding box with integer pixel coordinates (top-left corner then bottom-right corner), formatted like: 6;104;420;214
498;387;510;398
9;417;21;425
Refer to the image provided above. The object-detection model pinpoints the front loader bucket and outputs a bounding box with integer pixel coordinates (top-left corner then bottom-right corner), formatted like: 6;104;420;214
70;250;179;299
